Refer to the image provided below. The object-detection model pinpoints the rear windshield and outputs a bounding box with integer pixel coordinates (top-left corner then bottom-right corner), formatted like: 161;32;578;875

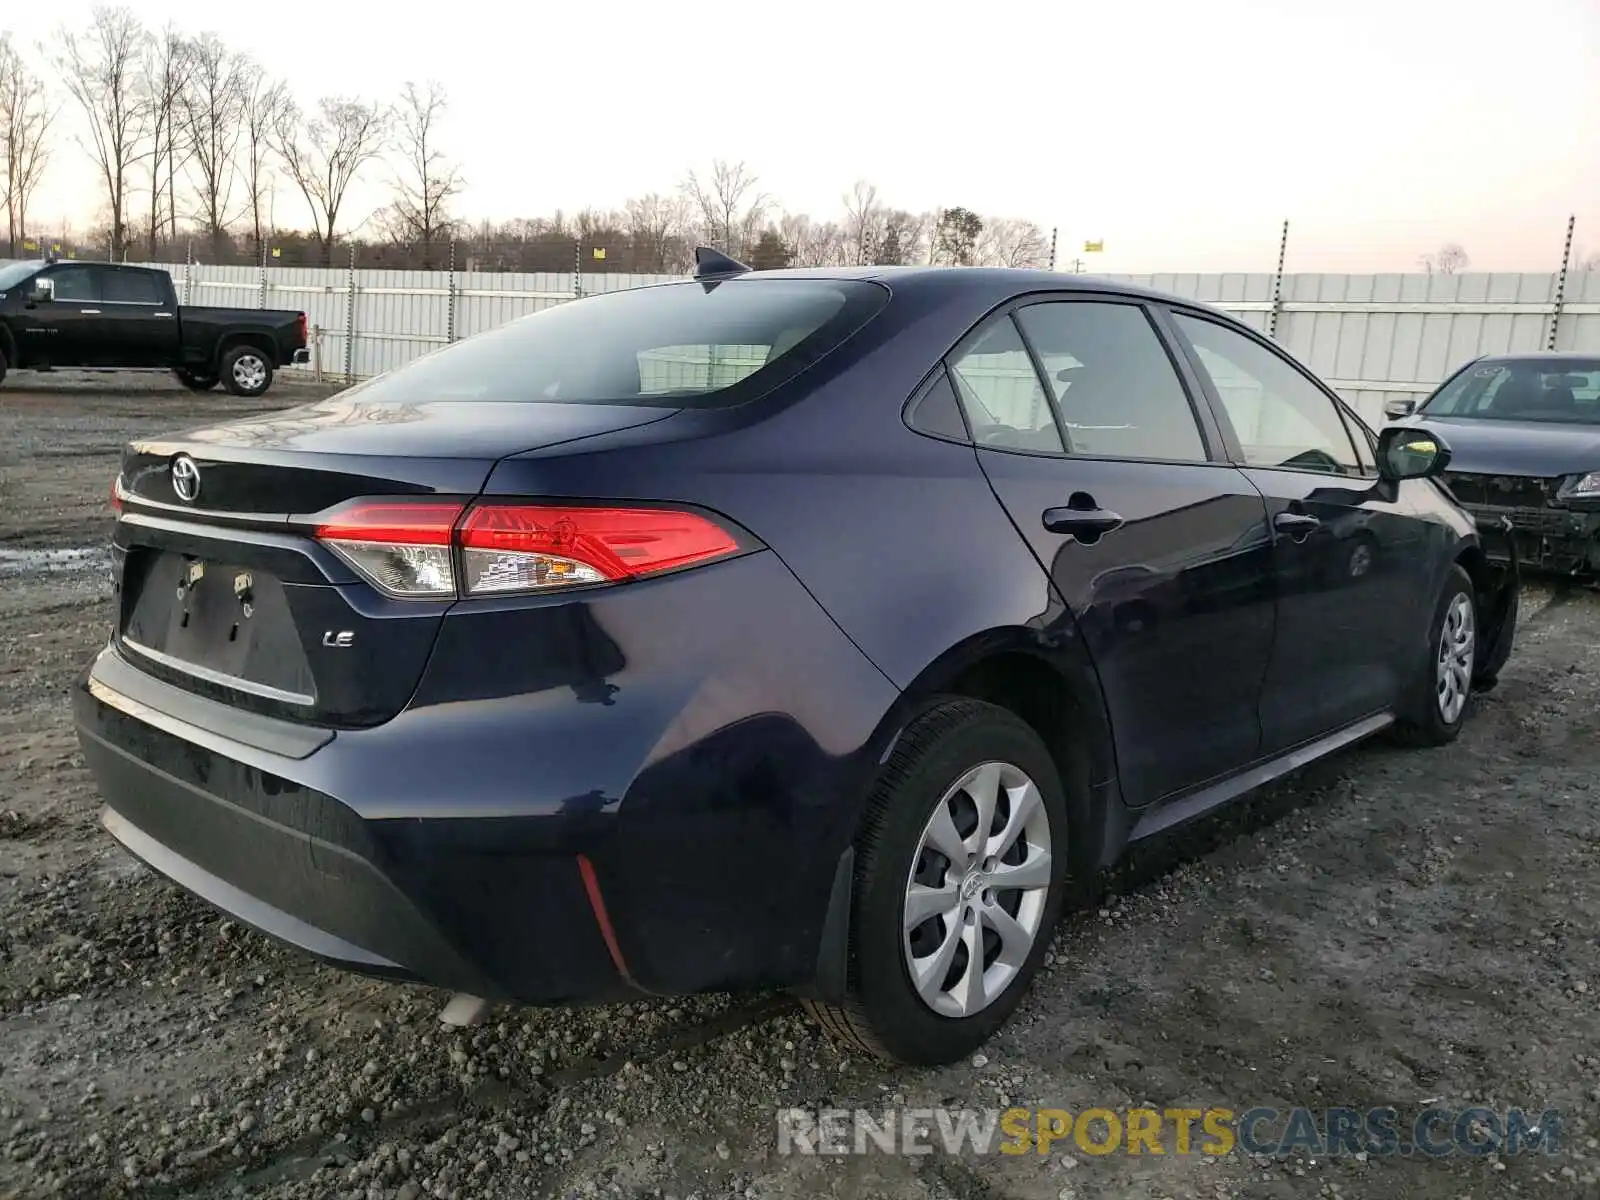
343;277;889;408
1422;357;1600;424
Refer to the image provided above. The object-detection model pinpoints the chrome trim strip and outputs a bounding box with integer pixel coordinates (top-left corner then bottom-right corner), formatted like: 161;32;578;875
120;636;315;707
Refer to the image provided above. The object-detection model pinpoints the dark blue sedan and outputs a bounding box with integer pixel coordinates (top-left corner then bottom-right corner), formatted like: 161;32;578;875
75;252;1518;1065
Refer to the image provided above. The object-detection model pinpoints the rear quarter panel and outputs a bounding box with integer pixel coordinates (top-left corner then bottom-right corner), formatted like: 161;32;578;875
481;284;1117;786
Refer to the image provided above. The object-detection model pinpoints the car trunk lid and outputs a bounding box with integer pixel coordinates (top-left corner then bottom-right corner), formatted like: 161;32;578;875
113;397;677;728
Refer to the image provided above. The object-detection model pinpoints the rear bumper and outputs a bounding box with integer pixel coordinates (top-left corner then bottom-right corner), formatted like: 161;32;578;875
75;650;625;1002
72;549;900;1002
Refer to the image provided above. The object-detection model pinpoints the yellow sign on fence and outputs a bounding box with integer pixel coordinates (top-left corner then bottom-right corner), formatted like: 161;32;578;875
1084;240;1104;253
593;247;607;260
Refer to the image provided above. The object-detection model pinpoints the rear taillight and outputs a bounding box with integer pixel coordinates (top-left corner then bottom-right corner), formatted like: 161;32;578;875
110;476;123;515
316;501;462;598
314;500;745;600
295;312;308;344
458;504;739;594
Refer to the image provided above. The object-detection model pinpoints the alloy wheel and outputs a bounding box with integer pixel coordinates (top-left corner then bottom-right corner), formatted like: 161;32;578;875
902;760;1054;1018
1436;592;1476;723
232;354;267;392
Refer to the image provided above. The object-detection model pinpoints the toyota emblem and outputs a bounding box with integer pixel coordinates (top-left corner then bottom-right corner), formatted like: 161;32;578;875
171;455;201;503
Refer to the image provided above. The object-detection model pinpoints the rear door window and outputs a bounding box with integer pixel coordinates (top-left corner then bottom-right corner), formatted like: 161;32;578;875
342;278;889;408
1014;300;1209;462
947;316;1064;453
101;270;164;305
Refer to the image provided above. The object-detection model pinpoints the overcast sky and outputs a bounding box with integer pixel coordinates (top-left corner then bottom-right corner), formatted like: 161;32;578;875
7;0;1599;273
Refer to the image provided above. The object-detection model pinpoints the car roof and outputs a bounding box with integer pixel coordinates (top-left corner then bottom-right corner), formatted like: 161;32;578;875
722;265;1195;308
1472;350;1600;365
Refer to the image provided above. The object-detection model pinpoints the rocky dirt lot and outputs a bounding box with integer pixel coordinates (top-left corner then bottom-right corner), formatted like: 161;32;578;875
2;376;1599;1200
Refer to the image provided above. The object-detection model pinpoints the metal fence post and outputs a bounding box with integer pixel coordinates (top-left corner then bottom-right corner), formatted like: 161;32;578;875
446;239;457;343
1267;219;1290;341
1048;227;1058;272
183;241;193;304
344;244;357;384
258;240;268;309
573;240;582;300
1548;214;1576;352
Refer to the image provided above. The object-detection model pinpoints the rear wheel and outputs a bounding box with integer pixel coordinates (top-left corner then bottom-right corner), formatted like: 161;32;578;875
220;345;273;397
1392;565;1477;746
802;698;1069;1065
174;368;218;392
0;346;8;388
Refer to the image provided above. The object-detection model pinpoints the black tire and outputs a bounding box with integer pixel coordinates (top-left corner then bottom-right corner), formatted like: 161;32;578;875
1391;564;1477;746
802;697;1071;1065
219;344;274;398
173;368;218;392
0;346;7;388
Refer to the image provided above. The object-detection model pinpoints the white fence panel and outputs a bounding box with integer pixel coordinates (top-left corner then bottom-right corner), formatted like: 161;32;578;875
39;260;1600;423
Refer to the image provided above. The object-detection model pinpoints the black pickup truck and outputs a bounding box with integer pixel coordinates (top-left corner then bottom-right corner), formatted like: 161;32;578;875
0;259;309;397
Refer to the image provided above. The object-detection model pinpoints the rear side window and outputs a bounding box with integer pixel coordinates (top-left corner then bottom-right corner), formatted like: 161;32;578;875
102;270;163;304
343;278;889;408
947;316;1064;453
905;369;969;441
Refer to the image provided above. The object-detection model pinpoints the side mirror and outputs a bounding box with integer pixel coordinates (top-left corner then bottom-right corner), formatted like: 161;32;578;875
28;279;54;304
1383;397;1417;420
1377;426;1451;482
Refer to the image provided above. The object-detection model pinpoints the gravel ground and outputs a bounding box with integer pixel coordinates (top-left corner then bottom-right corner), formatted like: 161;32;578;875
3;377;1600;1200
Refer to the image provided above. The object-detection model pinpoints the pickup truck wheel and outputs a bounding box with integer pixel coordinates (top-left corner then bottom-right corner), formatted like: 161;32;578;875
221;346;273;397
174;368;218;392
0;347;7;388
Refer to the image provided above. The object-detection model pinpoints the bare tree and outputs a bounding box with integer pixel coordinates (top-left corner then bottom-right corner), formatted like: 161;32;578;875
271;95;388;266
377;80;461;268
238;61;286;254
54;6;150;262
778;212;844;267
841;180;881;265
0;33;55;258
177;32;245;261
1420;243;1470;275
681;159;767;258
142;24;191;257
977;217;1050;268
624;192;689;272
1570;245;1600;273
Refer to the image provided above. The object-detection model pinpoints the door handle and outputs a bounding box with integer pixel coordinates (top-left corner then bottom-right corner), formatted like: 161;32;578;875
1043;505;1125;540
153;311;173;318
78;308;101;314
1273;511;1321;540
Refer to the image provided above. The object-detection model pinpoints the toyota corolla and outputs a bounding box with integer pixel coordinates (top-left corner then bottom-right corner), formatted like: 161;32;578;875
75;252;1518;1065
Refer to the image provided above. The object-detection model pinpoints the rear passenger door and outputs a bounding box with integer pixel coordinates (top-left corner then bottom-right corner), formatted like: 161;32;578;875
97;267;179;365
1165;309;1429;752
942;296;1276;808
